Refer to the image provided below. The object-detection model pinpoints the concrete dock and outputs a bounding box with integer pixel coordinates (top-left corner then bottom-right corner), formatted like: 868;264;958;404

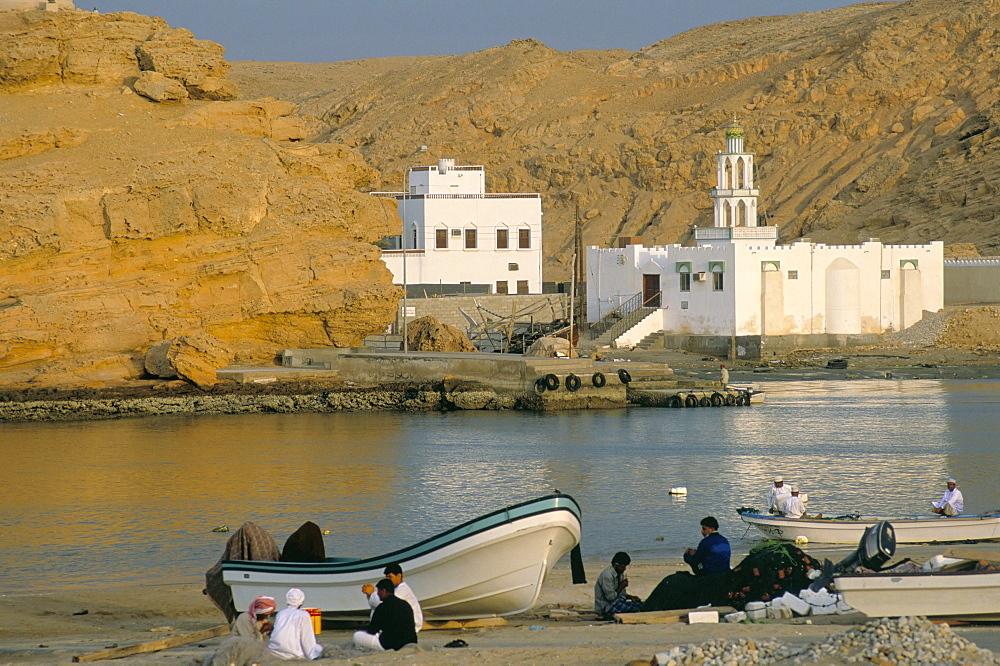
217;348;747;411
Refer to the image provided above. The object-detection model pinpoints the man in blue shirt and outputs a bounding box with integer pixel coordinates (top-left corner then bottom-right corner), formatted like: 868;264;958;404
683;516;731;575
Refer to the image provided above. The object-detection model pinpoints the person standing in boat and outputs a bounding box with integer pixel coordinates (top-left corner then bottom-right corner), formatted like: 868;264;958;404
353;579;418;651
683;516;731;575
932;477;964;516
766;476;792;514
268;588;323;660
779;486;807;519
362;563;423;633
594;551;643;619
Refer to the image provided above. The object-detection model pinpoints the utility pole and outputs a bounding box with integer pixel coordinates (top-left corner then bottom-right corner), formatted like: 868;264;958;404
574;204;585;343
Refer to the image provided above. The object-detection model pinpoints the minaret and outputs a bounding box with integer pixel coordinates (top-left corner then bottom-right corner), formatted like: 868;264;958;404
709;120;760;228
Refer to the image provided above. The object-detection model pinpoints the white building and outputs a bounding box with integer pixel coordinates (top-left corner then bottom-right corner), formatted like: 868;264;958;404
587;122;944;358
375;159;543;295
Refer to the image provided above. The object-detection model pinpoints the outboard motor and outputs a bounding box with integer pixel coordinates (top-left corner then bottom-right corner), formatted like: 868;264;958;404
810;521;896;591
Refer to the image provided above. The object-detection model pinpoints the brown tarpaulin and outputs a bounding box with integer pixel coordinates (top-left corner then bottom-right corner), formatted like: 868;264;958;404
280;521;326;563
204;521;280;622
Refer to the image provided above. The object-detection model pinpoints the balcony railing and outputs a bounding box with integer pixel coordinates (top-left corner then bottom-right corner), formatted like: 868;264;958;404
694;226;778;241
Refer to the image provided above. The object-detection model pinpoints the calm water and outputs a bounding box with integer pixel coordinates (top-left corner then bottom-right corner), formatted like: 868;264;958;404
3;379;999;592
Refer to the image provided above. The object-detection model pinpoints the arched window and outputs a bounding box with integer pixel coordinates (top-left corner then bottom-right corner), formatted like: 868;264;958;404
495;224;509;249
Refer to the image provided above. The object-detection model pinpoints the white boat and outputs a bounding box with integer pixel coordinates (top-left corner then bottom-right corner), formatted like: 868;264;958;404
738;511;1000;545
835;569;1000;618
222;494;582;621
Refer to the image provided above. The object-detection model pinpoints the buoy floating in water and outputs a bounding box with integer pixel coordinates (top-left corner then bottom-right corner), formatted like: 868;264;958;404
668;487;688;495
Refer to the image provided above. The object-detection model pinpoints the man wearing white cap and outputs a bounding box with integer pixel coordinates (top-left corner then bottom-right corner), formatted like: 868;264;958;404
932;478;964;516
779;485;807;519
766;476;792;514
268;588;323;660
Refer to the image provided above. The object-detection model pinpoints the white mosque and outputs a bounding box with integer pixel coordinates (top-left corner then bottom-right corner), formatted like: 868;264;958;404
586;122;944;359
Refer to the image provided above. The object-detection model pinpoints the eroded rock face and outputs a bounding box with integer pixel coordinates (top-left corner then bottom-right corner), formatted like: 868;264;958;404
0;11;402;388
406;316;477;352
133;70;189;102
0;11;237;99
148;333;234;388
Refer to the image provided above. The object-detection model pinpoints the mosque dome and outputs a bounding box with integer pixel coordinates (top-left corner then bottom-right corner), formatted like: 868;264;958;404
724;121;745;139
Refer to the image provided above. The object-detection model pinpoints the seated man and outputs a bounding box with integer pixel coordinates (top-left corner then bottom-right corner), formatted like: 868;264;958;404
932;477;964;516
362;563;422;634
779;486;807;519
594;551;642;619
353;579;418;652
268;588;323;660
683;516;731;575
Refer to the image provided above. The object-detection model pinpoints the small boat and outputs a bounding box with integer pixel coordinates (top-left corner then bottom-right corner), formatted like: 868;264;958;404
836;568;1000;618
738;510;1000;545
222;493;582;621
725;384;765;404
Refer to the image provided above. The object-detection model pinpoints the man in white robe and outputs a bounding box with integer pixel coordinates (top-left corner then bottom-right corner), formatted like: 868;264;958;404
932;478;964;516
362;563;423;633
766;476;792;514
779;486;807;519
268;588;323;660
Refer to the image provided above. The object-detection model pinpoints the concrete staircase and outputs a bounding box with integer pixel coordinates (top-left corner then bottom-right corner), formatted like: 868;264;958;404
589;306;657;347
635;330;667;350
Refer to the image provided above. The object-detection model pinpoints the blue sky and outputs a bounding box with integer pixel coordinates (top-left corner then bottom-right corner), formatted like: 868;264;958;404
89;1;891;62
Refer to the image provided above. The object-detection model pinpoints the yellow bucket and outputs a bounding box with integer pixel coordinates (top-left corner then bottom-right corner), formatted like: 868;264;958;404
305;608;322;634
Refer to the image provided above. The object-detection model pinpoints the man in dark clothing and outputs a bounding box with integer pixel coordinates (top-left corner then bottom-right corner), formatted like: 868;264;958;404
352;579;418;651
683;516;731;575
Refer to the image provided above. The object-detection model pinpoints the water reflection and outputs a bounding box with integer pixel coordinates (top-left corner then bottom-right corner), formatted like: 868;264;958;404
2;380;998;591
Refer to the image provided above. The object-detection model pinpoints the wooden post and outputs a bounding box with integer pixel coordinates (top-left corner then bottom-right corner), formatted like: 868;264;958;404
72;624;229;663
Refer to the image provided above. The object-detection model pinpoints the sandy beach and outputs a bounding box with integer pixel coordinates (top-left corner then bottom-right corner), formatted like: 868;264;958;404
3;545;1000;665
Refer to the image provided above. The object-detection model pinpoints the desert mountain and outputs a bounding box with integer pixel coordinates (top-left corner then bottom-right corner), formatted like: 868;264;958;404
232;0;1000;277
0;9;400;387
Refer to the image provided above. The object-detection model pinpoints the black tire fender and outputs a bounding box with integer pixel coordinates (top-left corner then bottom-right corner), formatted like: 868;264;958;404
618;368;632;384
711;392;724;407
725;393;737;406
699;396;712;407
544;373;560;391
685;394;699;408
534;378;547;395
591;372;606;388
565;373;582;392
668;395;683;408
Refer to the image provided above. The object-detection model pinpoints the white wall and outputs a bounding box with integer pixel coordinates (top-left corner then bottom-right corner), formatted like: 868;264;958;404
587;240;944;337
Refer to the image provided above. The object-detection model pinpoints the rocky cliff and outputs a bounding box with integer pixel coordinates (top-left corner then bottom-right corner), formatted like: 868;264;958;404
232;0;1000;277
0;9;401;387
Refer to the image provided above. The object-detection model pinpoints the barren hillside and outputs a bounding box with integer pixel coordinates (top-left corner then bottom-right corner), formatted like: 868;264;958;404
232;0;1000;278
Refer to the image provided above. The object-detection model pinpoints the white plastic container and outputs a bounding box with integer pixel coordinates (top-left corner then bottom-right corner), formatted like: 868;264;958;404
668;487;688;495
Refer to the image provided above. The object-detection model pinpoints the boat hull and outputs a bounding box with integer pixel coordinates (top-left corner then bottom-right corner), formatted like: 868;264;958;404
222;494;581;620
739;512;1000;544
836;571;1000;617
